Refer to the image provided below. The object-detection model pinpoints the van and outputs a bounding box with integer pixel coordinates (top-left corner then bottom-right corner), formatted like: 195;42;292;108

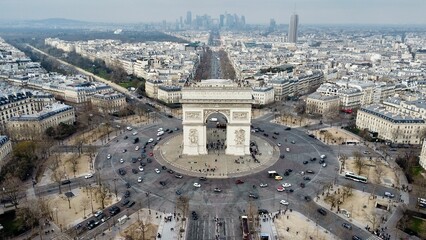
118;215;128;225
320;155;326;159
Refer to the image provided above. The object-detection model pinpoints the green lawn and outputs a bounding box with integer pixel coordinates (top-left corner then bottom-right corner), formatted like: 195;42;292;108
411;166;424;176
407;217;426;238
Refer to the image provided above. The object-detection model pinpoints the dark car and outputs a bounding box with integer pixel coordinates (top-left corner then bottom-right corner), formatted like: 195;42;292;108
272;136;277;139
109;206;120;216
236;179;244;184
199;177;207;181
306;170;315;174
287;168;293;172
308;134;315;138
317;208;327;216
175;174;183;179
285;127;291;130
125;182;131;188
303;161;309;164
273;132;279;135
124;136;128;139
159;181;166;186
352;235;362;240
303;176;311;181
132;158;138;163
263;133;269;137
127;201;136;208
284;171;289;176
147;158;152;163
132;169;138;174
124;190;130;198
176;190;182;195
300;183;305;188
161;166;167;170
61;180;71;185
248;192;259;199
286;189;294;193
118;169;126;175
342;223;352;230
140;162;146;167
121;199;130;206
304;196;311;202
167;169;175;174
310;157;317;161
258;209;269;215
280;154;285;159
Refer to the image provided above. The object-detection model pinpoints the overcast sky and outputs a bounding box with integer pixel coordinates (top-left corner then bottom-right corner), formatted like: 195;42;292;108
1;0;425;25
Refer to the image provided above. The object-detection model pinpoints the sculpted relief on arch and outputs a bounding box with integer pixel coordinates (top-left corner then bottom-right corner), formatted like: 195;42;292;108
234;129;245;145
188;128;199;145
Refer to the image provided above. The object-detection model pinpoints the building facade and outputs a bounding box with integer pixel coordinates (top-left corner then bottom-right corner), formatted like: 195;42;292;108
157;86;182;104
6;103;76;140
306;92;340;115
252;86;275;106
420;139;426;170
0;136;12;166
90;93;127;114
356;104;426;144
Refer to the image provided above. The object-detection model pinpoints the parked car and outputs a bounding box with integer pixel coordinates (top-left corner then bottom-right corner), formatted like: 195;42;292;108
317;208;327;216
248;192;259;199
235;179;244;184
175;174;183;179
213;188;222;193
85;173;93;179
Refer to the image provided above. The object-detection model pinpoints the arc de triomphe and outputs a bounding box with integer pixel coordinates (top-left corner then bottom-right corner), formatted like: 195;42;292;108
181;79;253;156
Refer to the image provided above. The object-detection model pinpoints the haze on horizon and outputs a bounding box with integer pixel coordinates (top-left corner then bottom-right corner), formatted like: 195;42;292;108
1;0;425;25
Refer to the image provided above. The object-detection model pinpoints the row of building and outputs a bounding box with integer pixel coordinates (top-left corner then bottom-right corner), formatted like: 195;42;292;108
45;38;200;82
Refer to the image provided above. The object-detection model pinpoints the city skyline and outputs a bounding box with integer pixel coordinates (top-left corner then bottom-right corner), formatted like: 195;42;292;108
1;0;426;25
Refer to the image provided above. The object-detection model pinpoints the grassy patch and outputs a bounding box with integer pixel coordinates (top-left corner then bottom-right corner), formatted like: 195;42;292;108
119;81;139;89
407;217;426;238
411;166;424;176
0;210;29;237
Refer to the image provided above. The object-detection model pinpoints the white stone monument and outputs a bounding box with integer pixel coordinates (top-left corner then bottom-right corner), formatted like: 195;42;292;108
181;79;253;156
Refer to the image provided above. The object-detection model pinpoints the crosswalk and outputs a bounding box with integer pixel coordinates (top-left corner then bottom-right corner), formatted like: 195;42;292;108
187;215;241;240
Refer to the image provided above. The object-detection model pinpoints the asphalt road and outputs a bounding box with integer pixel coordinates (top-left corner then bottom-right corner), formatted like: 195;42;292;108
35;111;393;240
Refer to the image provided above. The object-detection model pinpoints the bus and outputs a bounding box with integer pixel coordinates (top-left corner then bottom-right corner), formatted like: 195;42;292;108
344;171;368;183
241;216;250;240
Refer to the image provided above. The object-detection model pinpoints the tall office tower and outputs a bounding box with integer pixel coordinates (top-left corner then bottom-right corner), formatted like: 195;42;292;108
288;13;299;43
219;14;225;28
186;11;192;26
240;16;246;26
269;18;276;31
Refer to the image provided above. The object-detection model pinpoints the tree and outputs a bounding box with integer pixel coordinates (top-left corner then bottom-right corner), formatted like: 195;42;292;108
353;151;365;175
1;174;24;209
95;184;109;209
390;128;400;143
69;153;79;177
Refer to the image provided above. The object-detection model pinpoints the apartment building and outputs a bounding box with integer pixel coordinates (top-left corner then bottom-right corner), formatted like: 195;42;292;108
252;86;275;105
145;80;164;99
6;103;76;140
356;104;426;144
306;92;340;115
157;85;182;104
91;93;127;114
0;136;12;166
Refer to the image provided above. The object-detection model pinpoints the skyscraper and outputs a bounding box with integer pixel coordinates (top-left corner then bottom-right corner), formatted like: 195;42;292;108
288;13;299;43
186;11;192;26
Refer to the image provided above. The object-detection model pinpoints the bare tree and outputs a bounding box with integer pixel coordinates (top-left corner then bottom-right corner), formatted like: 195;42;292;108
52;168;65;194
374;160;384;184
95;184;109;209
0;174;24;209
390;128;400;143
69;153;79;177
353;151;365;175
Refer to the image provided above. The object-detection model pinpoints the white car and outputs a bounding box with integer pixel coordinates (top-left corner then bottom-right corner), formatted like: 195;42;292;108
322;163;327;168
139;166;144;172
148;138;154;143
120;158;124;164
132;131;138;136
156;137;161;141
85;173;93;179
138;177;143;183
126;126;132;131
286;148;290;152
193;182;201;188
107;154;111;159
277;143;281;147
157;131;164;136
259;183;268;188
282;183;292;188
154;168;160;174
158;128;163;132
280;200;289;205
135;146;140;151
